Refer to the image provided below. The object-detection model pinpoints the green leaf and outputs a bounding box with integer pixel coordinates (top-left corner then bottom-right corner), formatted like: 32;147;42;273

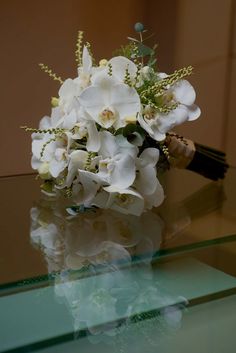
130;43;155;58
116;123;146;139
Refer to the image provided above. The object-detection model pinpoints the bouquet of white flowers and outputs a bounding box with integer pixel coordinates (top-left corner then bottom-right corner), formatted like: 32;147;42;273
23;23;201;216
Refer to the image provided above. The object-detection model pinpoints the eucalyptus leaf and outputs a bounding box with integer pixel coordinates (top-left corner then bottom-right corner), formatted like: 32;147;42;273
137;43;155;57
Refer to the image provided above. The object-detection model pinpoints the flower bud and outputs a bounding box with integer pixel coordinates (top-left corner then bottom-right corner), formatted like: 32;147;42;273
51;97;59;107
99;59;108;67
134;22;144;32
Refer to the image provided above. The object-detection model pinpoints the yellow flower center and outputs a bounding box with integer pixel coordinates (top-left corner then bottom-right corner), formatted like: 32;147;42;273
116;193;133;206
99;108;116;125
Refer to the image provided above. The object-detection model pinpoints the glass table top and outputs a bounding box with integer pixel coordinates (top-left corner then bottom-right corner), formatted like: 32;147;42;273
0;168;236;352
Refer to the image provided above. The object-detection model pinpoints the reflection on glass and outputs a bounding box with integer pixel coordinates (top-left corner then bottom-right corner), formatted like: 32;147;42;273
30;196;188;348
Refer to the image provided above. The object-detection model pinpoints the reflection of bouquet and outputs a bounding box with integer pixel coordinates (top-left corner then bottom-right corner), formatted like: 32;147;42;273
30;198;187;349
30;195;163;273
23;23;200;215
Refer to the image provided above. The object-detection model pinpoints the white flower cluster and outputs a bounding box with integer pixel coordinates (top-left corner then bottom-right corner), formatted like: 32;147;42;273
31;46;200;216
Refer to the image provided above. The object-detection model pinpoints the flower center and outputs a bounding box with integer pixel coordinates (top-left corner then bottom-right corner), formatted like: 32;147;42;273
143;105;156;120
116;193;133;206
98;108;116;126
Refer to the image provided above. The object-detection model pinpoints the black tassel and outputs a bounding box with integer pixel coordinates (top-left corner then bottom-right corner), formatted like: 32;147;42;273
187;143;229;181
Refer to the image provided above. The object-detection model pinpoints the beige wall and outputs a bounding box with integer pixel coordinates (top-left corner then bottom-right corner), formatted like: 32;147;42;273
0;0;236;177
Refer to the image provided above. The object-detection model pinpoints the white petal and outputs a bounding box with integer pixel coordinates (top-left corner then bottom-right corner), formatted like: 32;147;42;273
187;104;201;121
150;125;167;141
138;114;155;137
91;70;118;86
31;156;41;169
42;140;57;161
39;116;51;130
59;78;76;100
110;155;136;189
109;56;137;82
63;110;77;129
110;84;141;119
79;86;105;121
104;186;144;216
79;170;101;205
66;150;88;186
173;80;196;106
157;72;168;79
98;131;118;158
82;46;92;74
86;121;100;152
32;136;52;160
136;166;158;195
139;148;159;167
51;107;64;127
145;180;164;209
157;106;188;133
92;190;110;209
49;159;67;178
115;134;138;158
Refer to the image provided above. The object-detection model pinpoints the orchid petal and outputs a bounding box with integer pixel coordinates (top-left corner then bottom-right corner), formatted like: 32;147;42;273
157;106;188;133
86;121;100;152
49;159;67;178
110;154;136;189
39;116;51;130
31;156;41;169
145;180;165;209
79;86;106;121
78;170;101;205
136;165;158;195
109;56;137;82
82;46;92;74
104;186;144;216
63;110;77;129
139;148;159;167
174;80;196;106
98;131;119;158
59;79;76;100
110;84;141;120
116;134;138;157
66;150;88;186
187;104;201;121
51;107;64;127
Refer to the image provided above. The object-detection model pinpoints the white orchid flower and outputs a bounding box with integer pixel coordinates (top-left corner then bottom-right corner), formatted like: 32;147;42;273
79;73;141;129
65;149;99;186
97;131;137;189
58;46;94;113
138;79;201;141
72;169;101;206
61;108;100;152
31;134;71;178
93;187;144;216
37;107;100;152
64;150;101;205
